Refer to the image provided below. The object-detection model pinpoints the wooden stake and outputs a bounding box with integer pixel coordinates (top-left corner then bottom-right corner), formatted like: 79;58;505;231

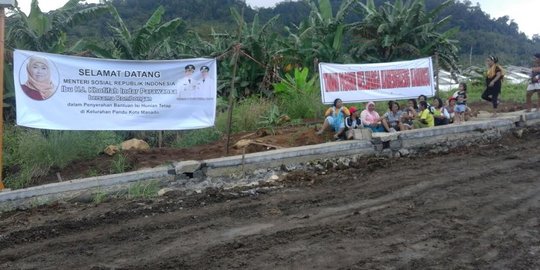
0;8;6;191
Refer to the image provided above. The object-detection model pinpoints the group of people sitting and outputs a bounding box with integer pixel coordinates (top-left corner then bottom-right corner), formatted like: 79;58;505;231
316;83;471;140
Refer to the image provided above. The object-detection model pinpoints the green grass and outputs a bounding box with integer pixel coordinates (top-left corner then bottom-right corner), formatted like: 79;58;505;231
127;181;160;199
110;153;131;174
93;190;108;204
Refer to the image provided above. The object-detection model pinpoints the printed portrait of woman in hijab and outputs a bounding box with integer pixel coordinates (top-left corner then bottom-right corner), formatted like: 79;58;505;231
20;56;56;100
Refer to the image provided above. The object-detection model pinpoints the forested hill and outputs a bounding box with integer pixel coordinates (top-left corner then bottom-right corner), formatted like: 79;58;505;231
75;0;539;66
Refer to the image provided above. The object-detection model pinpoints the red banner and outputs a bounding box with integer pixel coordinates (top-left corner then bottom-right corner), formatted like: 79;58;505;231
319;58;434;104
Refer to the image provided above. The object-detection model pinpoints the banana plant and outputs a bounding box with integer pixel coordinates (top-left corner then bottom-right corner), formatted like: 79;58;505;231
351;0;459;72
4;0;110;122
7;0;109;53
277;0;357;68
209;8;281;98
76;4;184;60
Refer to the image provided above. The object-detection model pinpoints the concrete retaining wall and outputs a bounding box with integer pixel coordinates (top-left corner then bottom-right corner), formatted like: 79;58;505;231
1;110;539;207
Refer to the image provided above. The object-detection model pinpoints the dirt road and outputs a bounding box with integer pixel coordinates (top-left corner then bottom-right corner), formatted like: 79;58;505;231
1;128;539;269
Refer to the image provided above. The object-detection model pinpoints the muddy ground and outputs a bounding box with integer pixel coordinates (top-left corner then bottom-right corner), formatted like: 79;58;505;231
1;125;539;269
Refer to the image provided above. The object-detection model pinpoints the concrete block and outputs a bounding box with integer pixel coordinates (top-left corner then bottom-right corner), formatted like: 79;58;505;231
399;119;514;140
524;111;540;121
389;139;402;150
525;118;540;127
175;160;202;174
205;140;373;169
353;128;372;140
372;132;399;142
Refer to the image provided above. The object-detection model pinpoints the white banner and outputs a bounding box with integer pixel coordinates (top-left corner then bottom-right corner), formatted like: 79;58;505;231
319;58;435;104
14;50;217;130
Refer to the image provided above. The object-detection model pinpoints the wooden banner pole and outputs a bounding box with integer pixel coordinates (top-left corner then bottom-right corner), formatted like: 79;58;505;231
0;7;6;190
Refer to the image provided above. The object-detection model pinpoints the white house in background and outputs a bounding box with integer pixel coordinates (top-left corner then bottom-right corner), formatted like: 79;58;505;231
437;70;467;92
437;65;531;92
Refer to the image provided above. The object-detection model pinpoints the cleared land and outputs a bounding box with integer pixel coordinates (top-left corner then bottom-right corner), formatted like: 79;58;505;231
0;127;539;269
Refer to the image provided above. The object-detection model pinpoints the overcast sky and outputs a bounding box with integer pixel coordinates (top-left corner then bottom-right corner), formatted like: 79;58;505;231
14;0;540;38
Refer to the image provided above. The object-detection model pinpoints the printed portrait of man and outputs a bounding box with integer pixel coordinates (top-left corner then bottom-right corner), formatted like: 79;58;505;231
177;64;197;99
195;65;215;99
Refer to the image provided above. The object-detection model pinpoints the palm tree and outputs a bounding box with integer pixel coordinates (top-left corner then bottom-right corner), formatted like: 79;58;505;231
351;0;459;72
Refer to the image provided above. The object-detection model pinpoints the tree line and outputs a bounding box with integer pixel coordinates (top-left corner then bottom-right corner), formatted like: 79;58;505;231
63;0;540;66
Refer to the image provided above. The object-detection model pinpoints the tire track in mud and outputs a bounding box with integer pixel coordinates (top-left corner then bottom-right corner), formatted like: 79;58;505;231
130;155;540;270
0;130;539;269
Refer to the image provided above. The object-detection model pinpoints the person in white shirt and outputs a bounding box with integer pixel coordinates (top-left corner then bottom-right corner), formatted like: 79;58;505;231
177;64;196;99
195;66;215;99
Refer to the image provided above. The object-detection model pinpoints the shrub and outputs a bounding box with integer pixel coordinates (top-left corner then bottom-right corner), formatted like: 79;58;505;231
274;68;325;120
3;126;122;189
127;181;160;199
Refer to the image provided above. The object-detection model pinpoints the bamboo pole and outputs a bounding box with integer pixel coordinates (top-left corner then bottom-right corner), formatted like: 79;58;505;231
0;7;5;190
225;46;240;155
225;9;244;156
434;51;440;98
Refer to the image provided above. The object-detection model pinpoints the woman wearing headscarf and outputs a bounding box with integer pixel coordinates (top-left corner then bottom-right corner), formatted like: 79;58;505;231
360;101;384;132
21;56;55;100
481;55;504;117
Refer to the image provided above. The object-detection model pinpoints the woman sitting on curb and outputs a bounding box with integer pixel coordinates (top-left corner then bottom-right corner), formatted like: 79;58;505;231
400;99;419;129
345;106;362;140
432;97;450;126
412;101;435;129
316;98;350;139
382;101;402;132
361;101;385;132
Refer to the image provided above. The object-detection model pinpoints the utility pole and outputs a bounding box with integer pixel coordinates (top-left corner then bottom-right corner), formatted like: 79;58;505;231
0;0;15;191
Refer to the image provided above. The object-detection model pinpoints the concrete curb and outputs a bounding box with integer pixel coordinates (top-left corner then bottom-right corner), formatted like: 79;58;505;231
1;110;539;204
0;166;173;202
203;140;375;177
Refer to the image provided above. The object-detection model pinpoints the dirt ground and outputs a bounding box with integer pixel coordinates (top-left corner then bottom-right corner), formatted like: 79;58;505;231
36;124;328;186
37;100;527;187
1;125;539;269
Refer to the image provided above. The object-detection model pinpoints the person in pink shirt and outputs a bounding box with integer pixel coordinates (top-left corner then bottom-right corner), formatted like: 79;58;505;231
360;101;385;132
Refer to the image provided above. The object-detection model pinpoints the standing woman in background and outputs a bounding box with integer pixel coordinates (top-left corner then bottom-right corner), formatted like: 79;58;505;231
525;53;540;112
481;55;504;117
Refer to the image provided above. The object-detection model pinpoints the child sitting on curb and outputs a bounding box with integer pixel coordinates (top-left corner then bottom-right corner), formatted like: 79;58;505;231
345;106;362;140
453;82;468;124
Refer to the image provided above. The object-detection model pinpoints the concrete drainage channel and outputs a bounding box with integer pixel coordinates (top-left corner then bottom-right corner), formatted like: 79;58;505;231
1;111;540;210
